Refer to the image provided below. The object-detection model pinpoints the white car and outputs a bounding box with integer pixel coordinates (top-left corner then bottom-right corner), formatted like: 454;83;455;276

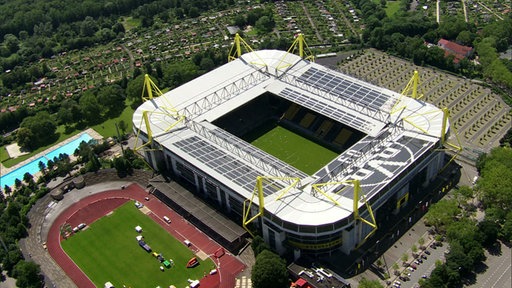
135;201;144;208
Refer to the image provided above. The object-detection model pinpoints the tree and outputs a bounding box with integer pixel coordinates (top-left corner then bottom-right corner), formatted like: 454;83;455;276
424;199;460;232
96;84;126;116
401;253;408;262
87;150;101;172
251;250;288;288
478;147;512;210
118;120;128;136
38;160;46;176
478;219;499;247
251;235;270;257
358;277;384;288
17;111;57;150
79;91;102;124
3;185;12;197
255;16;274;34
12;260;42;288
112;156;132;177
22;172;34;187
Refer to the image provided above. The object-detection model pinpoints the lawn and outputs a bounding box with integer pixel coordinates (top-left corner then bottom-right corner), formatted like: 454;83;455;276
62;202;213;287
1;101;135;168
1;126;83;168
91;101;135;139
248;123;339;175
384;1;401;17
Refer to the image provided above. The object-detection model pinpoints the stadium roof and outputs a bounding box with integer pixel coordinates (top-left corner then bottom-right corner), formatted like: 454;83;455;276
133;50;447;226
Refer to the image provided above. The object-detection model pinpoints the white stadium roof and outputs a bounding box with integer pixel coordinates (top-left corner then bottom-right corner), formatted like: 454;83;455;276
133;50;447;226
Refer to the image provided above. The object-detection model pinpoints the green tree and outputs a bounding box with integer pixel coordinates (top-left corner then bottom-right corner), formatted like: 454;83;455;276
79;91;102;124
12;260;42;288
118;120;128;136
255;16;274;34
112;156;132;177
251;235;270;257
38;160;46;176
22;172;34;187
478;219;499;247
17;111;56;150
424;199;460;232
87;150;101;172
478;147;512;210
251;250;288;288
358;277;384;288
96;84;126;116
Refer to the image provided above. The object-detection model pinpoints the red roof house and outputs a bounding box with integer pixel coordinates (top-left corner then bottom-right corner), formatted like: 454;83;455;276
437;38;473;63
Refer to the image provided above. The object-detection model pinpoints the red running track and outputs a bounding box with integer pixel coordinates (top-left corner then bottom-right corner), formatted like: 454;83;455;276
47;183;246;288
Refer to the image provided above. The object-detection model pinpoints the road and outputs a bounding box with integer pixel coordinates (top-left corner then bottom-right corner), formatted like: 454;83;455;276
466;242;511;288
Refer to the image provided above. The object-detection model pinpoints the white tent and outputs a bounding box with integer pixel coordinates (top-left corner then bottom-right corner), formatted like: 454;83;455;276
135;226;142;233
136;235;143;241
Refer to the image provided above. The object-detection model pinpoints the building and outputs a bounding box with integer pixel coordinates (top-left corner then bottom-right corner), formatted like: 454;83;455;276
437;38;473;63
133;47;447;258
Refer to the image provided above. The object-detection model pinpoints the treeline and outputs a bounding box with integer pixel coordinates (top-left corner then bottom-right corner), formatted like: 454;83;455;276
358;0;512;93
421;146;512;287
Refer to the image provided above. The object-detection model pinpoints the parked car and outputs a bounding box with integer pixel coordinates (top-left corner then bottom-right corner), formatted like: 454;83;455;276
410;263;417;269
424;250;431;255
421;254;428;260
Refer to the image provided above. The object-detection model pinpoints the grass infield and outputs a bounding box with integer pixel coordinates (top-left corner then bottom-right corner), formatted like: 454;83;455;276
61;201;214;287
248;123;338;175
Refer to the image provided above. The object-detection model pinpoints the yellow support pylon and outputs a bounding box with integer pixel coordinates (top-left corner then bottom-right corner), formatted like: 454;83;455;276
311;180;377;246
242;176;301;237
141;74;163;102
391;70;424;114
402;70;422;100
276;34;315;70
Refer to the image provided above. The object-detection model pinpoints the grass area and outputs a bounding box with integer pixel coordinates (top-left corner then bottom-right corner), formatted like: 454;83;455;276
121;16;141;31
91;102;135;139
0;146;9;162
62;202;213;287
1;101;135;168
1;127;82;168
248;123;339;175
384;1;401;17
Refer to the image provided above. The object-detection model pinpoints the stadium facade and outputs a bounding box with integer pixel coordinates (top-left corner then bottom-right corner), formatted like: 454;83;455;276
133;48;447;257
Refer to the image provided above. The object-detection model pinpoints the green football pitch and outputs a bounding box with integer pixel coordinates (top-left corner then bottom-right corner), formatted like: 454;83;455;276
61;202;214;287
248;124;339;175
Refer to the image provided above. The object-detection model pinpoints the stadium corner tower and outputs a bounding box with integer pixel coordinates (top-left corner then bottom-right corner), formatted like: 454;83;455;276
133;49;448;257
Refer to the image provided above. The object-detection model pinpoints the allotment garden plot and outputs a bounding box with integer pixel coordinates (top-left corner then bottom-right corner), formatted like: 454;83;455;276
62;201;213;288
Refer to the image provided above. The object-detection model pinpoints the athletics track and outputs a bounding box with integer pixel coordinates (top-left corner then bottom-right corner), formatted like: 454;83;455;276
47;183;246;288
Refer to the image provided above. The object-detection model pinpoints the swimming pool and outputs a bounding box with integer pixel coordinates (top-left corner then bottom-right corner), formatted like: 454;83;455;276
0;133;93;188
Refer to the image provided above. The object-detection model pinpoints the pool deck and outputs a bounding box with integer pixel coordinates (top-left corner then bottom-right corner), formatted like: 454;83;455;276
0;128;103;185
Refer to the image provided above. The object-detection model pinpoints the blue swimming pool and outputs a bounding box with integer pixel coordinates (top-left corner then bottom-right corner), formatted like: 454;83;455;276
1;133;93;188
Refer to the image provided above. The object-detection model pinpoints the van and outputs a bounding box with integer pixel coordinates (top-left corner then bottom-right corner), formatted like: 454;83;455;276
184;239;191;247
163;216;171;223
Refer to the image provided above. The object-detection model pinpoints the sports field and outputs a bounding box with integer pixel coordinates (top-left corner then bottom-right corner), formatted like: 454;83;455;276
249;123;339;175
61;201;214;287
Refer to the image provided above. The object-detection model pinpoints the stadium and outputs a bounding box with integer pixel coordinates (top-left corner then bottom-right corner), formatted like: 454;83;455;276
132;36;448;258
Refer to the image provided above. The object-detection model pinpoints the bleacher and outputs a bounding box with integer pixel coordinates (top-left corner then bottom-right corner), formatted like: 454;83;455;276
333;128;353;147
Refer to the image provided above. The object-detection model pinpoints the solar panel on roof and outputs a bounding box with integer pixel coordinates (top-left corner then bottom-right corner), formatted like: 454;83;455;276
174;134;294;197
296;67;392;113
